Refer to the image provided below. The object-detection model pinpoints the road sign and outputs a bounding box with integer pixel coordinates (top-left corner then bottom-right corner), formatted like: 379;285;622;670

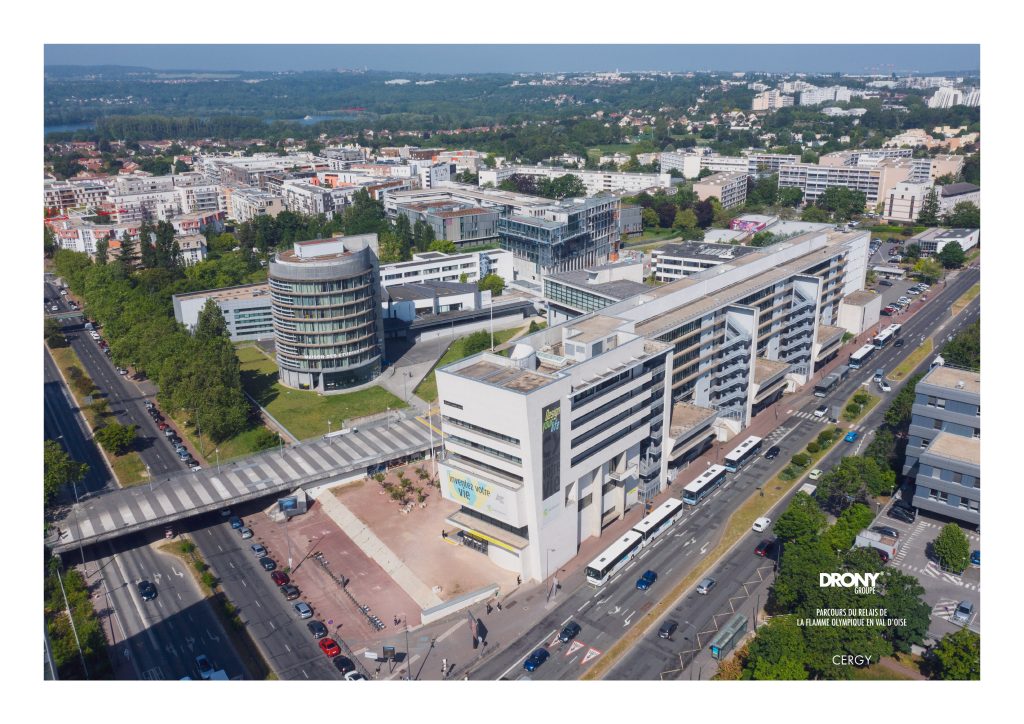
581;648;601;665
566;640;583;657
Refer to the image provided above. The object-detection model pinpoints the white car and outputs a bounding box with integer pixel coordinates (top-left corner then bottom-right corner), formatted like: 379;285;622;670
878;379;892;392
808;469;824;481
50;305;59;312
752;517;772;533
90;331;101;340
813;404;828;418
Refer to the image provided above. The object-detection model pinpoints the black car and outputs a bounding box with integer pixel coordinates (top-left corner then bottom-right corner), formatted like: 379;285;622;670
307;620;328;639
168;435;182;445
259;556;277;571
281;584;301;601
333;656;355;674
764;445;781;460
658;620;678;640
887;505;917;524
137;580;157;601
871;525;900;539
894;339;905;348
879;279;894;287
559;621;581;643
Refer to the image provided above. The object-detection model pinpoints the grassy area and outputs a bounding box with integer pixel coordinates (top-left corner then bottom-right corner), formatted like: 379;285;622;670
891;338;934;382
850;656;922;680
951;283;980;316
236;344;406;441
413;328;521;403
46;344;149;486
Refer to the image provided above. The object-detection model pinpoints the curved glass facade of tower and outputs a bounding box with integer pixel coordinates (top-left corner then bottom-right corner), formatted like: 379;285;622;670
269;235;384;392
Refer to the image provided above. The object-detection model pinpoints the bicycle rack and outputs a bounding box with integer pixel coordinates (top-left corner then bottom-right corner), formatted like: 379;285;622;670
313;552;385;631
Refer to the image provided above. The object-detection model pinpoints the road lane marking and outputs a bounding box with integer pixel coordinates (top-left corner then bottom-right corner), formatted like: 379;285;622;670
497;629;555;681
560;615;573;626
254;600;261;608
577;600;593;613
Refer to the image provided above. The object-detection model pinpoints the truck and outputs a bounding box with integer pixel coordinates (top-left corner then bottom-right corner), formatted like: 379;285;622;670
854;529;899;562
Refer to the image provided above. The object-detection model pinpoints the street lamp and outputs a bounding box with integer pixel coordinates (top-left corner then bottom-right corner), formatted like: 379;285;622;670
327;419;332;444
545;547;557;600
215;448;220;473
401;614;412;681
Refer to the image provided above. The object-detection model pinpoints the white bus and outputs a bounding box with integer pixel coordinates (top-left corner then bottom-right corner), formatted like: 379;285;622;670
873;324;902;349
723;436;763;472
632;498;684;546
682;464;729;506
585;531;644;586
848;344;876;369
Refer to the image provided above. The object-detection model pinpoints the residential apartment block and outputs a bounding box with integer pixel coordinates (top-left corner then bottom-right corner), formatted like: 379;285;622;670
902;366;980;527
227;187;286;222
478;166;672;195
693;171;748;208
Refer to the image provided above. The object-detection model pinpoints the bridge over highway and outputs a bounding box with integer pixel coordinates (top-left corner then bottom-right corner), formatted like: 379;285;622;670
50;415;437;555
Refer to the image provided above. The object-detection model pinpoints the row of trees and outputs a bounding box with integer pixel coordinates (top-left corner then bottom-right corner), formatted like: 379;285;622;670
54;249;252;443
497;173;587;199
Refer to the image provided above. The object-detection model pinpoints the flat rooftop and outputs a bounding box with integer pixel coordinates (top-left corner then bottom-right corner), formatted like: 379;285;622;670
386;281;477;301
455;359;554;392
923;365;980;395
564;315;624;343
844;290;879;306
656;241;756;262
925;431;980;466
174;282;270;303
754;357;790;384
547;268;649;301
670;401;716;436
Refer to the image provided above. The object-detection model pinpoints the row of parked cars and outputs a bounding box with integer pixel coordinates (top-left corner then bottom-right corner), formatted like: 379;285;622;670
224;511;365;679
145;400;201;471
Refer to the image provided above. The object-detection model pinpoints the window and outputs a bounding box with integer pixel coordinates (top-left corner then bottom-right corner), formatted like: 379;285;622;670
443;400;463;410
952;472;963;485
921;439;931;449
973;428;980;438
578;493;593;511
936;398;946;409
933;419;943;430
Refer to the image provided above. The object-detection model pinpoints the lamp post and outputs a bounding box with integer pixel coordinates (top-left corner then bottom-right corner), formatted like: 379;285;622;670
327;419;332;443
215;448;220;473
402;614;412;681
545;547;557;601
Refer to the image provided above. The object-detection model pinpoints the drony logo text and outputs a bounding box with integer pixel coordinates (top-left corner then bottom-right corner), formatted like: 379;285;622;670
820;572;880;594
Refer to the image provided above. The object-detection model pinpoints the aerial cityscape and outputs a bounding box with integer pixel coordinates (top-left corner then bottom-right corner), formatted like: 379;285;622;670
41;41;984;694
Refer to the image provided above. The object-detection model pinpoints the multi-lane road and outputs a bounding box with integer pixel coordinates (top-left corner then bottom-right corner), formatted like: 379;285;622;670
469;266;979;681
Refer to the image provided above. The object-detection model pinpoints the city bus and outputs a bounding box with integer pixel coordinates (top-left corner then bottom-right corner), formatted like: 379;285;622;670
585;531;644;586
848;344;876;369
682;464;729;506
632;497;684;546
873;324;903;349
723;436;763;472
813;364;850;397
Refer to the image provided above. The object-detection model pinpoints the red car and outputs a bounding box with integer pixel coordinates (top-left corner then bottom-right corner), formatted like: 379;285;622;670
271;571;289;586
158;422;168;431
319;638;341;657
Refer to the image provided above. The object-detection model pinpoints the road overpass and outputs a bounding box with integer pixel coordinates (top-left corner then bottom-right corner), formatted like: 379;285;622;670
51;415;436;555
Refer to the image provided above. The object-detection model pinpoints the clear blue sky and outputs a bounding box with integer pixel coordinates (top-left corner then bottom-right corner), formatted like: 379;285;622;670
44;45;979;75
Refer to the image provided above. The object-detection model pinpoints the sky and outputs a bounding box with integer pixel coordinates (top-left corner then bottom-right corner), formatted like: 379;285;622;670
43;44;980;75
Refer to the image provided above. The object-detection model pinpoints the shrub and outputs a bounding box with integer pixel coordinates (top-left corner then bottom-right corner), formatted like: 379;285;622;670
790;453;811;469
179;540;196;554
805;441;820;454
193;560;208;573
853;391;871;405
845;403;861;416
779;466;798;481
816;430;834;447
200;571;218;590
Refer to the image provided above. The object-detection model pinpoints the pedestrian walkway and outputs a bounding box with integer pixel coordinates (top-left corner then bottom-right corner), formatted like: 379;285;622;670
786;409;867;431
314;490;443;610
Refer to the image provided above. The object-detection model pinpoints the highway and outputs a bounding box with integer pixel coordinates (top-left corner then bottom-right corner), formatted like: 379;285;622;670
468;266;979;681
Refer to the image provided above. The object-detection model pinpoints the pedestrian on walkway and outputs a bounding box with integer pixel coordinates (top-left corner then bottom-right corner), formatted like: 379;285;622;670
485;603;492;615
516;575;521;586
496;601;502;611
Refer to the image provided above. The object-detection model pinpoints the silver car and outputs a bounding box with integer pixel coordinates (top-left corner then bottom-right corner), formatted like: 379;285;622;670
294;601;313;619
696;577;716;595
953;600;974;624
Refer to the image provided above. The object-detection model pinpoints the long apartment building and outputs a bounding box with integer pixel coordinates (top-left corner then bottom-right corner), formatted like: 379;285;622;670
779;156;932;206
478;166;672;195
660;151;799;180
44;177;112;211
435;228;869;580
693;171;749;208
902;365;980;527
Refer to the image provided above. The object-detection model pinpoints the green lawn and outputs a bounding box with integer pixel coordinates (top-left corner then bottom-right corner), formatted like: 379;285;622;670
110;451;148;486
236;345;406;441
414;328;521;403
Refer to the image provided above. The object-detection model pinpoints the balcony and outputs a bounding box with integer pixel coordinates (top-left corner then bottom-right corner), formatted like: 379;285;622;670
608;465;638;482
638;457;660;478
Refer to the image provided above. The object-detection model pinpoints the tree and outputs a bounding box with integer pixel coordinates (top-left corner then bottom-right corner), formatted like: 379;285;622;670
937;241;965;269
943;201;979;229
746;174;778;207
428;239;458;255
693;200;714;228
94;238;108;265
412;219;436;253
393;214;413;260
815;457;896;513
877;569;932;654
864;427;897;474
749;231;778;248
377;229;405;264
884;373;923;430
929;629;980;680
912;258;944;284
743;616;809;680
777;186;804;208
672;209;698;231
44;225;57;257
941;320;979;369
195;299;229;342
641;207;659;229
801;205;831;223
817;186;867;221
462;330;495;356
44;318;67;348
117;230;138;272
527;320;542;333
44;440;89;506
902;243;922;262
916;187;941;226
94;423;137;456
932;523;970;573
773;492;827;545
477;273;505;297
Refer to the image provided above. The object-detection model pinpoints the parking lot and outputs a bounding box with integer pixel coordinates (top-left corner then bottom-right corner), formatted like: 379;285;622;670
878;511;981;637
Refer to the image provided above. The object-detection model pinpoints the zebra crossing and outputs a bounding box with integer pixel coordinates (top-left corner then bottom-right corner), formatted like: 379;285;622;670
787;409;869;431
899;563;980;591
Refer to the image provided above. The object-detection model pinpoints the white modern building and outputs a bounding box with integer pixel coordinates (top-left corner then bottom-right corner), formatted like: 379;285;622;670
479;166;672;196
651;242;757;283
909;228;980;255
228;187;286;222
379;249;514;288
542;260;649;324
172;283;275;341
175;234;208;266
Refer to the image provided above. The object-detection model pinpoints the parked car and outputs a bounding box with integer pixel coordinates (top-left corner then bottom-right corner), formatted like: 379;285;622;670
177;450;191;460
318;638;342;657
754;539;776;557
250;544;267;557
190;464;202;471
333;656;355;674
881;307;894;316
294;602;313;619
879;279;893;287
658;620;679;640
696;577;717;595
871;526;900;539
752;517;771;533
164;428;176;437
887;505;917;524
307;620;328;639
953;600;974;624
878;379;892;392
116;367;128;375
523;648;550;672
813;404;828;418
635;570;658;591
157;422;168;431
808;468;824;481
137;580;157;601
271;571;290;587
971;550;980;566
239;527;254;539
259;557;276;571
281;584;300;600
844;431;859;443
764;445;781;460
144;400;155;410
344;671;367;681
875;549;890;564
559;621;581;643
